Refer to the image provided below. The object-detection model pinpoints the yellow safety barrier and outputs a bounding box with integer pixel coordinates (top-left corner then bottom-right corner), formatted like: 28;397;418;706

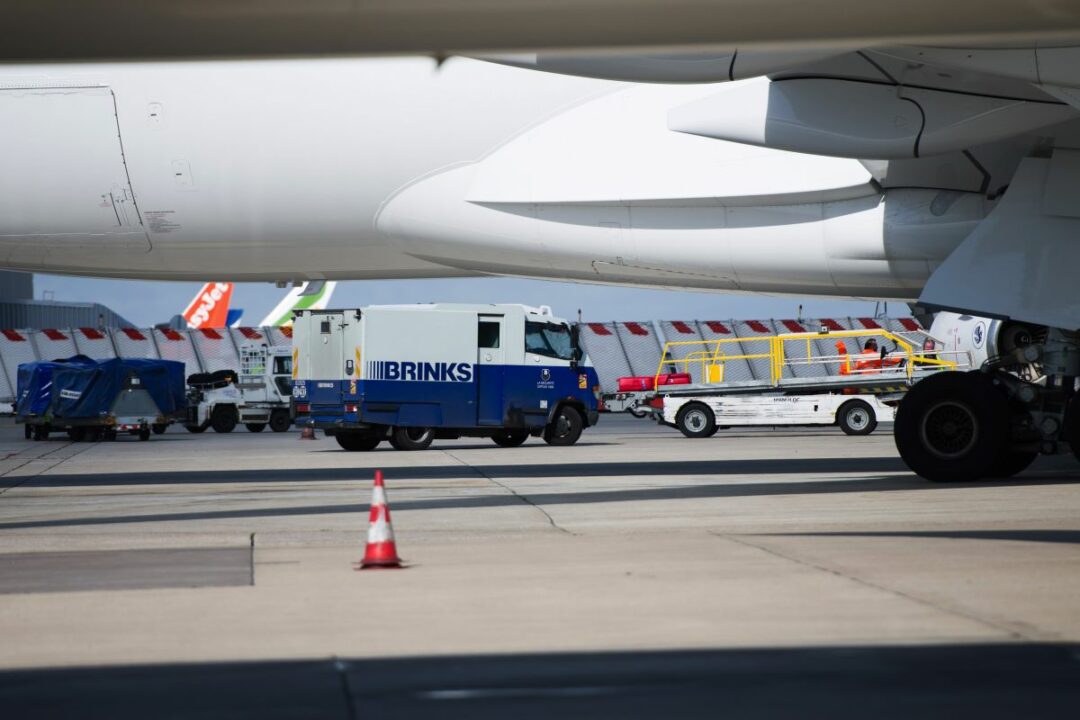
655;328;959;389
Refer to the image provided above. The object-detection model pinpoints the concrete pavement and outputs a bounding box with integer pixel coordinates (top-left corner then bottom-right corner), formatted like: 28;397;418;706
1;415;1078;714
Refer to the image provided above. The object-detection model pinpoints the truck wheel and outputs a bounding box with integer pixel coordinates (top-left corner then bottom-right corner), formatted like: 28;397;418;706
389;426;435;451
336;433;381;451
492;430;529;447
245;423;266;433
838;400;877;436
151;423;167;435
185;423;208;434
544;406;584;446
67;428;87;442
23;424;32;440
269;409;291;433
675;402;715;439
894;371;1009;482
211;406;238;434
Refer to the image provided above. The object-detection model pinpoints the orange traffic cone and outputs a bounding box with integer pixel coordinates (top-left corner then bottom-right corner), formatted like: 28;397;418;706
299;425;316;440
357;470;403;569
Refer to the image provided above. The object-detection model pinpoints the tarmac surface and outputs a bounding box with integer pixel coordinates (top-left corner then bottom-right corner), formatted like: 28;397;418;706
1;415;1079;717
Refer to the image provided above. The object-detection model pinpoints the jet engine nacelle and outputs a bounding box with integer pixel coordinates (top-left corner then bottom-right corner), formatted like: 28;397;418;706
928;311;1044;370
669;78;1075;159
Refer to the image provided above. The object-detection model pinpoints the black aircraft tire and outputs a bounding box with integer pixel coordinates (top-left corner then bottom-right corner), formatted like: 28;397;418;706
211;406;238;434
894;371;1009;482
492;430;529;448
838;399;877;436
151;423;168;435
390;426;435;451
988;451;1039;478
675;402;716;439
269;409;291;433
185;423;208;434
336;433;381;452
245;423;267;433
1065;395;1080;466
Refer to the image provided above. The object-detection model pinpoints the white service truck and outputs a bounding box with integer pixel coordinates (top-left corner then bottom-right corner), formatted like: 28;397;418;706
292;304;601;451
663;392;896;437
185;343;294;433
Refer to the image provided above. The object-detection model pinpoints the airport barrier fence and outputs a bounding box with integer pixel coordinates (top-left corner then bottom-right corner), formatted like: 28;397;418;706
0;318;923;402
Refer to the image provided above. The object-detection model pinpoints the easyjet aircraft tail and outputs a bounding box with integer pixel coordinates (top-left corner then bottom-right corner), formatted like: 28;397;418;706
259;281;337;327
182;282;234;329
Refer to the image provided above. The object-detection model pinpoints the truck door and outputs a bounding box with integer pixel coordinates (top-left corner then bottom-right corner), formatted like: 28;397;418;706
311;313;346;406
477;315;505;425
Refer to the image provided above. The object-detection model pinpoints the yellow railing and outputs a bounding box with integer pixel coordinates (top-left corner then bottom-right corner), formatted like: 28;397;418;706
655;329;960;388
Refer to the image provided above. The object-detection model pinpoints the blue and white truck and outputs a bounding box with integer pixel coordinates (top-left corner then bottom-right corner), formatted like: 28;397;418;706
291;304;601;451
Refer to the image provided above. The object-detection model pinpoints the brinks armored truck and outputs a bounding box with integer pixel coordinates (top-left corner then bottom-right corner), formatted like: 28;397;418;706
292;304;600;451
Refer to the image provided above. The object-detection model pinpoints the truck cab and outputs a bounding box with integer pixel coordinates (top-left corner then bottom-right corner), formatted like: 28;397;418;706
185;343;294;434
292;304;600;451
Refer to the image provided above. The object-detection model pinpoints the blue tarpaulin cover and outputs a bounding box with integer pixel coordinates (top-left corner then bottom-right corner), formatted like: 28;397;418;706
16;357;186;420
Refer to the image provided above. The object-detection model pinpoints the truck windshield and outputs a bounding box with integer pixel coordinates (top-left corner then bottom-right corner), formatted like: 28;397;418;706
525;321;574;361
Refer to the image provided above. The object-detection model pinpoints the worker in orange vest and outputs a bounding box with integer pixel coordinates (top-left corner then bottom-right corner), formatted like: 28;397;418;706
853;338;903;374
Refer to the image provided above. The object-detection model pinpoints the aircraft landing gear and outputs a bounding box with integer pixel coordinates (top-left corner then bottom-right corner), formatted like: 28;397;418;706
895;324;1080;482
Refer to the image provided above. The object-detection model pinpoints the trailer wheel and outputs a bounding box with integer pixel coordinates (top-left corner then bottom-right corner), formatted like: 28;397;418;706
211;406;238;433
32;426;48;441
269;409;291;433
245;423;266;433
23;424;32;440
838;400;877;436
151;424;167;435
675;402;716;439
629;407;648;419
138;427;151;441
185;423;208;434
336;433;381;452
492;430;529;447
389;426;435;451
67;428;87;442
544;406;584;446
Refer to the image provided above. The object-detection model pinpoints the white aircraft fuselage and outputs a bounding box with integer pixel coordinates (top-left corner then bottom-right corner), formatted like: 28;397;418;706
2;57;985;299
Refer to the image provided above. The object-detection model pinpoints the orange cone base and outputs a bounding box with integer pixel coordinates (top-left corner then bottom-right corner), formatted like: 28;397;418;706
358;542;402;569
356;558;404;570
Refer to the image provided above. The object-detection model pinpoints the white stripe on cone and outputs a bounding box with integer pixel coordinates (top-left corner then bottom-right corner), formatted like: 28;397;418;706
368;505;395;544
371;486;387;507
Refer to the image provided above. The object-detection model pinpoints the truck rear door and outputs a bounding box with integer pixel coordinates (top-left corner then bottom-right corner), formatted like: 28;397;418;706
477;314;505;425
310;312;347;407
